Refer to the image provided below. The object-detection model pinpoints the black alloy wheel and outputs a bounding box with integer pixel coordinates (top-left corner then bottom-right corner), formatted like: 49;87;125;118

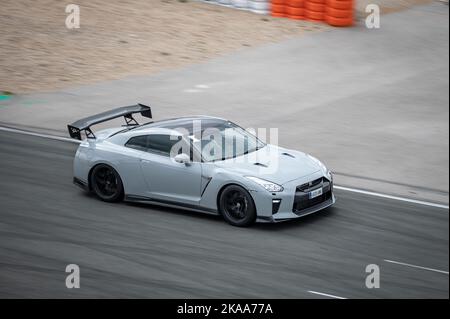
90;164;124;202
219;185;256;227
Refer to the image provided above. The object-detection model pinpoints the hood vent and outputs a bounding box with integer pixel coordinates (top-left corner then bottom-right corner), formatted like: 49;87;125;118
254;162;268;168
282;152;295;158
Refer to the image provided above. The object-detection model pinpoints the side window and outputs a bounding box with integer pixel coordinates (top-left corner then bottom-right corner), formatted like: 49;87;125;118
147;134;181;156
125;135;148;151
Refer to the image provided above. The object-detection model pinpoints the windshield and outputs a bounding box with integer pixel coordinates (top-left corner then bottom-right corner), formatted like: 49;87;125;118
190;120;265;162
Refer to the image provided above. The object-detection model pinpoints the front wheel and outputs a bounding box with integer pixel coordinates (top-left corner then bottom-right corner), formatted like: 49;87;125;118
219;185;256;227
90;164;124;202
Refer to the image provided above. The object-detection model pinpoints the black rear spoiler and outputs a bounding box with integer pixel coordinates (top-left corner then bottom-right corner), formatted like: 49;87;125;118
67;103;152;140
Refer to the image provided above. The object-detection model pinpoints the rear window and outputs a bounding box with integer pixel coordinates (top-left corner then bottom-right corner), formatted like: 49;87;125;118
125;135;147;151
125;134;181;156
148;134;182;156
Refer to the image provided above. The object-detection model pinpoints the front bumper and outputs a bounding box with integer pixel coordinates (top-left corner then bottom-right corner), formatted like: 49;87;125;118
264;193;335;223
254;171;336;223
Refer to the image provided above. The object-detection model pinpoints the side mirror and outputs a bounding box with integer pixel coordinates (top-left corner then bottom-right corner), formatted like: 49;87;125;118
174;153;191;165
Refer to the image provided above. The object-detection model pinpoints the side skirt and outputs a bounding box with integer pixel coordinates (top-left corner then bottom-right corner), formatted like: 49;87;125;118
73;177;89;191
124;195;219;216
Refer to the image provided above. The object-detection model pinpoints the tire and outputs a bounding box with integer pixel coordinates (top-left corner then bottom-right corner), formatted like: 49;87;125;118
90;164;124;202
326;6;352;18
250;9;269;14
287;0;305;7
326;14;353;26
305;9;325;20
219;185;256;227
271;4;286;13
287;14;305;19
248;0;269;10
271;11;286;17
306;16;325;23
286;6;304;16
231;0;247;8
305;2;325;11
327;0;353;10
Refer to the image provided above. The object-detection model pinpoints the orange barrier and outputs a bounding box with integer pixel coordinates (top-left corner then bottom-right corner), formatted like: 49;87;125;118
325;15;353;26
286;6;304;19
327;0;352;9
285;0;305;19
305;2;325;11
271;0;287;17
289;0;304;7
305;0;326;22
325;0;353;26
271;0;353;27
327;6;352;18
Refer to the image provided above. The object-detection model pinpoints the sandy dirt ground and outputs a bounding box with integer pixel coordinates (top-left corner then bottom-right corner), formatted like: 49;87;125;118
0;0;435;93
0;0;329;93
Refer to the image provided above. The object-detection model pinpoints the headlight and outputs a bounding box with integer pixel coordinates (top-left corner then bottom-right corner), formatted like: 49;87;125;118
245;176;284;192
327;169;333;182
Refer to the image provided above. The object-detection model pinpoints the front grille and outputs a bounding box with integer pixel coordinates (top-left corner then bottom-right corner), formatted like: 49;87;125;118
293;190;332;212
292;177;332;213
296;177;324;192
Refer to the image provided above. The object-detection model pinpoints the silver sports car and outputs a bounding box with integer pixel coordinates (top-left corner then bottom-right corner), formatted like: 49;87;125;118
68;104;335;226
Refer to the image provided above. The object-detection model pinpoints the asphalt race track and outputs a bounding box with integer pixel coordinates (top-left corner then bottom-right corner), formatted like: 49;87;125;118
0;131;448;298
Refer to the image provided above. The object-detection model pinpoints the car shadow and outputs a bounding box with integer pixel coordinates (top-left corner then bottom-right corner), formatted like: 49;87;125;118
126;200;336;230
253;206;337;231
79;191;221;222
82;191;336;229
123;201;224;223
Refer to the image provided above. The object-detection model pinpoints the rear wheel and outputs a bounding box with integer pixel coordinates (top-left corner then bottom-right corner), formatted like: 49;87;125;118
219;185;256;227
90;164;123;202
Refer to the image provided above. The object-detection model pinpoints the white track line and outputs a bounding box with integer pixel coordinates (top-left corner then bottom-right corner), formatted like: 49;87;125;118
334;186;449;210
0;126;80;144
384;259;449;275
308;291;347;299
0;125;449;210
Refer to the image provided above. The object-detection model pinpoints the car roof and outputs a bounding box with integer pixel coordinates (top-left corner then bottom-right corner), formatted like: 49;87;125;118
130;115;229;135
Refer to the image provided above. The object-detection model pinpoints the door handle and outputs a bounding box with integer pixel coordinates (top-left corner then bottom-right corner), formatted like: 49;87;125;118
140;159;151;163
